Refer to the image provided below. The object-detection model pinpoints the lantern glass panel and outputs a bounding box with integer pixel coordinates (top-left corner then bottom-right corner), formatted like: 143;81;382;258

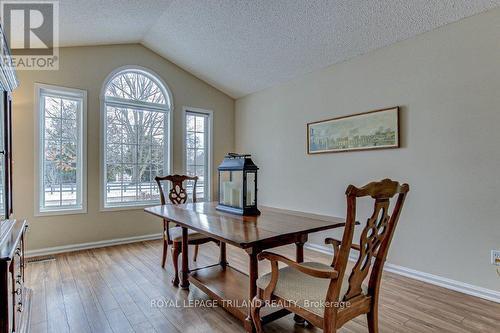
245;172;256;206
219;170;243;208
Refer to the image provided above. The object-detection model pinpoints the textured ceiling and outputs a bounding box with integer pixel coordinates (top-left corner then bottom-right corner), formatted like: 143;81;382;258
58;0;173;46
58;0;500;98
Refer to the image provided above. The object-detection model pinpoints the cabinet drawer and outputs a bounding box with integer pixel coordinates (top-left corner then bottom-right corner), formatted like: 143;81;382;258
12;241;25;331
0;220;29;333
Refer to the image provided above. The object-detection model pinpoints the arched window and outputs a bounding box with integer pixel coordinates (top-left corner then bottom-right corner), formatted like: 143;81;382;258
101;67;172;209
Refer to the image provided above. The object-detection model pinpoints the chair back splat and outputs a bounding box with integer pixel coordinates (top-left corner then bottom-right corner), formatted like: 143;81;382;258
324;179;409;332
340;179;409;301
155;174;198;205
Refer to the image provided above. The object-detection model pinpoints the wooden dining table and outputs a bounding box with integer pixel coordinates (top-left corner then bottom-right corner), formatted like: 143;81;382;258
145;202;346;332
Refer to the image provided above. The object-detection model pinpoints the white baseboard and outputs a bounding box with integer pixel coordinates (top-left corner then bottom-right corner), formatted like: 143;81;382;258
26;233;163;258
305;243;500;304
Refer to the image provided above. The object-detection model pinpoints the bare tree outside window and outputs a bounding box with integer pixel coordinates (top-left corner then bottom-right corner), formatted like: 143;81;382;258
37;85;86;213
185;112;209;201
103;70;170;207
44;96;79;204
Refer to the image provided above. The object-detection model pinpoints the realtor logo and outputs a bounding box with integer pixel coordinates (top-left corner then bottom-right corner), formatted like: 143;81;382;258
1;0;59;70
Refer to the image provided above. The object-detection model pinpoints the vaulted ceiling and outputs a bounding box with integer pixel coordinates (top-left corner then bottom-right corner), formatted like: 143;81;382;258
59;0;500;98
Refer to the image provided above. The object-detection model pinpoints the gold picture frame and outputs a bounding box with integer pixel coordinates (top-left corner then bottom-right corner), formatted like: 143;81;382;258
307;107;400;154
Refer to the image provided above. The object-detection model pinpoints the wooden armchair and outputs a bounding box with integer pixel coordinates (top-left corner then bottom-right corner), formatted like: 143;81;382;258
251;179;409;333
155;175;218;286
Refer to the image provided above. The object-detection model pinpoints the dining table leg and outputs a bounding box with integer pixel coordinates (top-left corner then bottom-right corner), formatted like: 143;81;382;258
295;234;308;263
180;227;190;290
245;247;259;333
219;242;227;269
296;241;304;263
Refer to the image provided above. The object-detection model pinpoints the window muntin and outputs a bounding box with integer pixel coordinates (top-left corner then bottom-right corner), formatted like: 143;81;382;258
37;86;86;213
105;71;166;104
102;69;171;208
185;111;209;201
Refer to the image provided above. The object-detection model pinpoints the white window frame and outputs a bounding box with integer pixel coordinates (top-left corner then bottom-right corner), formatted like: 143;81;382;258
100;65;173;211
34;83;87;216
182;107;213;201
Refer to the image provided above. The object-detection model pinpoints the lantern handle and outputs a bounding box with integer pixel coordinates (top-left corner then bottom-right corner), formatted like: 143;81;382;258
226;153;251;159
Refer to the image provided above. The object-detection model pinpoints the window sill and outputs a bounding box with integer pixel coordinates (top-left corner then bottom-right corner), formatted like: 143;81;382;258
100;202;159;212
35;207;87;217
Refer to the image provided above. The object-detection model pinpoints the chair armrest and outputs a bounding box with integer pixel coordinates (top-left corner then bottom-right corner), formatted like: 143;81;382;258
325;238;361;252
258;252;338;279
325;235;377;266
324;221;362;265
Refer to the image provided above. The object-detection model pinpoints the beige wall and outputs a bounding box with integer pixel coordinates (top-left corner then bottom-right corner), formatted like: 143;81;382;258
236;8;500;292
12;44;234;251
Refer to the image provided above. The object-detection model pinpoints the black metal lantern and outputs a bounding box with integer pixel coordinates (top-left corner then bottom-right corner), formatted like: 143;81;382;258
216;153;260;216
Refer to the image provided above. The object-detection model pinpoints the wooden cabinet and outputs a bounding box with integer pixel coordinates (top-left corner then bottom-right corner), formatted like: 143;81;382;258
0;220;30;333
0;23;18;220
0;21;22;333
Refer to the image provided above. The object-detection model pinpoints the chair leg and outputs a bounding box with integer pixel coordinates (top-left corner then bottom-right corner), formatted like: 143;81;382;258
323;318;337;333
367;306;379;333
323;309;337;333
250;296;264;333
193;244;199;262
161;239;168;268
171;242;181;287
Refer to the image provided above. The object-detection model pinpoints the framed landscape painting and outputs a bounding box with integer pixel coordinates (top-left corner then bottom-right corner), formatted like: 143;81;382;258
307;107;400;154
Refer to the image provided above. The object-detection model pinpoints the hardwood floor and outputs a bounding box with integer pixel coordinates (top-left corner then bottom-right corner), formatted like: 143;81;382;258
26;240;500;333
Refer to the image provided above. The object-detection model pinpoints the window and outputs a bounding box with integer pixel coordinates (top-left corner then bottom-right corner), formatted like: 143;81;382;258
101;67;172;209
184;108;212;201
35;84;87;215
0;95;5;218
